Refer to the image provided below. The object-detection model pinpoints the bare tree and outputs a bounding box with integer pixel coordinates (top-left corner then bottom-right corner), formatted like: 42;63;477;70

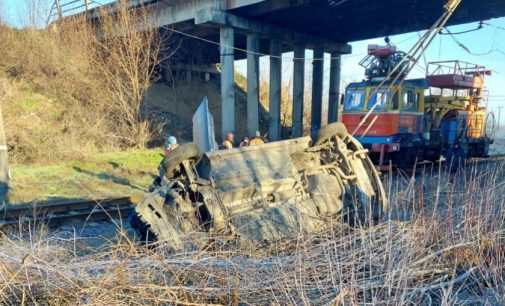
94;0;162;148
22;0;51;28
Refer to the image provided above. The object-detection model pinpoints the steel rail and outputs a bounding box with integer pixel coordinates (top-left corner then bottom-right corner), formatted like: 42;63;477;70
468;154;505;163
0;197;133;227
411;154;505;169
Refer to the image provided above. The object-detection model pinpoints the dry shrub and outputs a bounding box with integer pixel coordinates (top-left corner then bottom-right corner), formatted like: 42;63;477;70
94;1;163;148
0;2;166;163
0;21;115;163
258;79;297;137
0;78;11;102
258;75;313;137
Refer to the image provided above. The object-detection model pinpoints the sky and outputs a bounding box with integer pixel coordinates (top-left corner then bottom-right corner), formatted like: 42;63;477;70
344;19;505;117
2;0;505;122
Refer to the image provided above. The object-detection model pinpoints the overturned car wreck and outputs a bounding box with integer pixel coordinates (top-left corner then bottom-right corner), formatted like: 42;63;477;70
131;123;387;250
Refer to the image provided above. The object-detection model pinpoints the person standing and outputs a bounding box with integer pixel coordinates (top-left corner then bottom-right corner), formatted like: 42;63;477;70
164;136;179;157
151;135;179;191
222;132;235;149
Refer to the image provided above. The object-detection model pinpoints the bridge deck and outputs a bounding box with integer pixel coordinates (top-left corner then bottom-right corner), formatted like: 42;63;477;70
84;0;505;43
233;0;505;42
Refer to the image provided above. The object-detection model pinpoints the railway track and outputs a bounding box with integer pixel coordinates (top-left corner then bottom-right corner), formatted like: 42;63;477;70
0;197;134;227
469;154;505;163
1;154;503;228
411;154;505;168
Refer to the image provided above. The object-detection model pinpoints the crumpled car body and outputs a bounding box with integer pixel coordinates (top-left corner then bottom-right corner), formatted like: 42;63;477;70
131;123;387;250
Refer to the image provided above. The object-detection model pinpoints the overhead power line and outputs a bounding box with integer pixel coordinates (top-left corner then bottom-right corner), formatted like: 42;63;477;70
396;34;420;45
328;0;352;7
439;21;485;35
445;28;505;57
484;22;505;31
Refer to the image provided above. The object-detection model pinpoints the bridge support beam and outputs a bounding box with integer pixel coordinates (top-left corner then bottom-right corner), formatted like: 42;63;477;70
311;47;324;139
292;45;305;138
220;27;235;140
247;33;260;137
195;9;352;54
269;39;282;141
328;52;341;123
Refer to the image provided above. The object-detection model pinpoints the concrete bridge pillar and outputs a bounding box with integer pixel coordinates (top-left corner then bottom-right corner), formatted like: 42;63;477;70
220;26;235;139
311;47;324;139
247;33;260;137
269;39;282;141
292;45;305;138
328;52;342;123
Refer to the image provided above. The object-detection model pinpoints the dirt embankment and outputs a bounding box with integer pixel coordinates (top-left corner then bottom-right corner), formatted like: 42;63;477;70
143;77;269;143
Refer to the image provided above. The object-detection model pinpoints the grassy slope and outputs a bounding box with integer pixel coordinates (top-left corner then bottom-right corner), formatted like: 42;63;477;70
9;149;161;204
1;76;162;204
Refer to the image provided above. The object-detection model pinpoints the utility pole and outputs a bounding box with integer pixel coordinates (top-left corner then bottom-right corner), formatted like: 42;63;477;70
0;102;8;206
84;0;90;11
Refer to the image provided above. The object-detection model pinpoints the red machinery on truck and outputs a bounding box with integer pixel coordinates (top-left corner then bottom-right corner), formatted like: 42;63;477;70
342;44;496;168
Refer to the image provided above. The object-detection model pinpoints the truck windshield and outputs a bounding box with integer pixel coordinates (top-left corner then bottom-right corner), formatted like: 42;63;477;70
344;89;365;111
402;90;418;111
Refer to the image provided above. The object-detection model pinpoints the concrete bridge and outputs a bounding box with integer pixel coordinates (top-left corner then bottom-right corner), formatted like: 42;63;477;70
84;0;505;140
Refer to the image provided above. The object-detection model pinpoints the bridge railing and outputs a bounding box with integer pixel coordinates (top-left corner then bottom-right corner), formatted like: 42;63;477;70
47;0;106;24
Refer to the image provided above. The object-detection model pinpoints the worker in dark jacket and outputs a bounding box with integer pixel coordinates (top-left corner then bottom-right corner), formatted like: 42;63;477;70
151;136;178;191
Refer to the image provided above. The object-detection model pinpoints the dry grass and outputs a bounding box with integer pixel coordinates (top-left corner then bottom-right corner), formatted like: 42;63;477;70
9;149;161;204
0;161;504;305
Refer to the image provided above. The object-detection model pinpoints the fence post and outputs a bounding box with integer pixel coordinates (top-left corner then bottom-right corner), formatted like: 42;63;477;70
0;102;9;206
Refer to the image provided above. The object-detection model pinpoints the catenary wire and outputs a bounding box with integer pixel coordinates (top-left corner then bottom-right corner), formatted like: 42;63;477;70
445;28;505;57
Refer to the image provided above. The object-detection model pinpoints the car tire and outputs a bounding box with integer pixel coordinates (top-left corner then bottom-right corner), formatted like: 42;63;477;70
162;143;202;179
314;122;349;145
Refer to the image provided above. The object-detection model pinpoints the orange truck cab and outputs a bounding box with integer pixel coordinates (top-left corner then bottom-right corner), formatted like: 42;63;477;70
342;79;428;168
